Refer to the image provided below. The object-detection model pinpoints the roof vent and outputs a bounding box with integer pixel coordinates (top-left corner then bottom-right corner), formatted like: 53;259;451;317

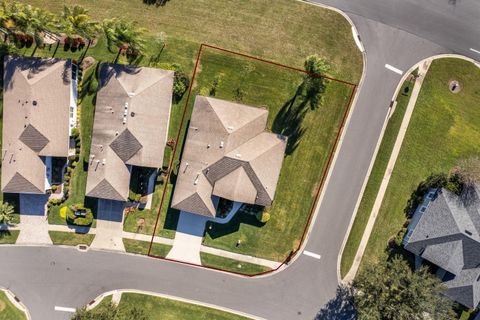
220;141;224;148
130;112;135;117
207;144;210;149
465;230;473;236
32;100;37;106
235;153;242;158
102;159;106;165
227;126;234;131
194;173;199;185
128;92;135;97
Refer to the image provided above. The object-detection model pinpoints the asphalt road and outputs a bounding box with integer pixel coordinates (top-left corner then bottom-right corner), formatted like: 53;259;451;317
1;1;479;319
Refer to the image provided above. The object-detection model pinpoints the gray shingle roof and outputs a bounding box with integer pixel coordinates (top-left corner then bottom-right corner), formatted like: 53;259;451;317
109;129;143;162
405;185;480;308
19;124;50;153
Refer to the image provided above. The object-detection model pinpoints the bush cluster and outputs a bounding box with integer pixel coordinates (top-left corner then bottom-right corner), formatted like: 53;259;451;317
66;203;93;226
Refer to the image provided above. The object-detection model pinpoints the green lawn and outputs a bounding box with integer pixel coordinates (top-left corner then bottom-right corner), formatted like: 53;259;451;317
360;58;480;270
48;231;95;246
339;79;414;278
196;49;353;261
200;252;271;275
0;230;19;244
21;0;362;82
117;292;251;320
123;239;172;257
0;290;27;320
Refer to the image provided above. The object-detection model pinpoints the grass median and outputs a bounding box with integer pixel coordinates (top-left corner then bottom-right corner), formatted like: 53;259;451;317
339;79;414;278
0;230;19;244
0;290;27;320
360;58;480;270
48;231;95;246
200;252;271;275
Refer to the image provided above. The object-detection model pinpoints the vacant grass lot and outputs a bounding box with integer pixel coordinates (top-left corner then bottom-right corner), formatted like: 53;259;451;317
123;239;171;257
0;290;26;320
48;231;95;246
339;79;413;278
21;0;362;82
118;293;251;320
0;230;19;244
361;58;480;269
200;252;271;275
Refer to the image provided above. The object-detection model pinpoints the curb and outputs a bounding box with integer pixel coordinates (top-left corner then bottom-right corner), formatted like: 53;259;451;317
284;0;367;267
0;287;31;320
86;289;264;320
338;54;480;283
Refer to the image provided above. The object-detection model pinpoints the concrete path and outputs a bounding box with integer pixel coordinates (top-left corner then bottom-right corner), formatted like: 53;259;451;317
16;215;52;245
343;58;432;282
166;212;209;264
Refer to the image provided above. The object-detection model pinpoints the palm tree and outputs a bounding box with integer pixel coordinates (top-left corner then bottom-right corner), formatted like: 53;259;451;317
0;202;14;224
61;5;99;58
102;18;146;63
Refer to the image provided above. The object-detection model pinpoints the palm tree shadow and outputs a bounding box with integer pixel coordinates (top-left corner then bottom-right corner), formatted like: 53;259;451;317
272;87;308;155
315;285;356;320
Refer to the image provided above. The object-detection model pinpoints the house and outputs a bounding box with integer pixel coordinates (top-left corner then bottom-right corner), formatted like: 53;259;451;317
85;63;174;202
171;96;287;217
1;56;77;196
404;184;480;309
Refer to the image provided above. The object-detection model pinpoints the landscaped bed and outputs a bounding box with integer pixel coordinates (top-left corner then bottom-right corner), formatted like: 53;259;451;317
360;58;480;270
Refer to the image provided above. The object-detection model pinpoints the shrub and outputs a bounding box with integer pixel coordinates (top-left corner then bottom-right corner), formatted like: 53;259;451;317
256;211;271;223
72;161;78;168
173;70;190;102
71;128;80;139
59;206;67;220
67;166;73;173
51;185;57;192
68;155;77;161
64;175;71;182
66;204;93;226
128;191;142;203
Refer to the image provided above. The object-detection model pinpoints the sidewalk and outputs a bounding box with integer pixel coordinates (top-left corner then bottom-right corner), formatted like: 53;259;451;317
343;59;432;283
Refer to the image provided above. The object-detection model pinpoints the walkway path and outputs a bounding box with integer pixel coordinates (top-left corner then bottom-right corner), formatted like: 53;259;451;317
166;212;209;264
343;58;432;282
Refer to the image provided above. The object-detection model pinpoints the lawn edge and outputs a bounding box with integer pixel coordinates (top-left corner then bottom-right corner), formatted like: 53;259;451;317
0;287;31;320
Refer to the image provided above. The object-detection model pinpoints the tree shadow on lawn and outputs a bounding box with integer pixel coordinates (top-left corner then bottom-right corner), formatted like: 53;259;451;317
315;285;356;320
272;86;309;155
205;211;265;239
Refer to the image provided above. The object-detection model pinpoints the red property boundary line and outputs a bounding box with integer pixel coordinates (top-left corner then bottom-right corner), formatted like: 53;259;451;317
147;43;358;277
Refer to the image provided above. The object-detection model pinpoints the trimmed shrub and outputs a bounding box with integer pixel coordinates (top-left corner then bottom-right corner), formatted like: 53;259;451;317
66;204;93;226
71;127;80;138
59;206;67;219
173;70;190;102
256;211;271;223
51;185;57;192
64;175;71;182
68;155;77;161
71;161;78;168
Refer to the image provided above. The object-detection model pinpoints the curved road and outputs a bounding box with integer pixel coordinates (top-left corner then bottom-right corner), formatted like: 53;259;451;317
1;1;479;319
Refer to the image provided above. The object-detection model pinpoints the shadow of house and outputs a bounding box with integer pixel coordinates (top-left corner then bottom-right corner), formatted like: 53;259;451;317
272;90;307;155
205;211;264;239
315;285;356;320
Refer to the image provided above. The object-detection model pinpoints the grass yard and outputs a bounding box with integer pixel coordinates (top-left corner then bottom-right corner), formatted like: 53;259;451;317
117;292;251;320
339;79;414;278
21;0;362;82
123;239;172;257
360;58;480;270
200;252;271;275
48;231;95;246
194;49;354;261
0;230;19;244
0;290;27;320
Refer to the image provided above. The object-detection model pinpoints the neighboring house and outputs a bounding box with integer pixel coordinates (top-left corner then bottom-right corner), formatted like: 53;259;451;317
171;96;287;217
1;56;76;195
85;63;174;202
404;184;480;309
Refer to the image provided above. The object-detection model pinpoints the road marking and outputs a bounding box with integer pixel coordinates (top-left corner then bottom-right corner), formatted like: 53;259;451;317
303;250;321;260
54;306;76;313
385;64;403;75
470;48;480;54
